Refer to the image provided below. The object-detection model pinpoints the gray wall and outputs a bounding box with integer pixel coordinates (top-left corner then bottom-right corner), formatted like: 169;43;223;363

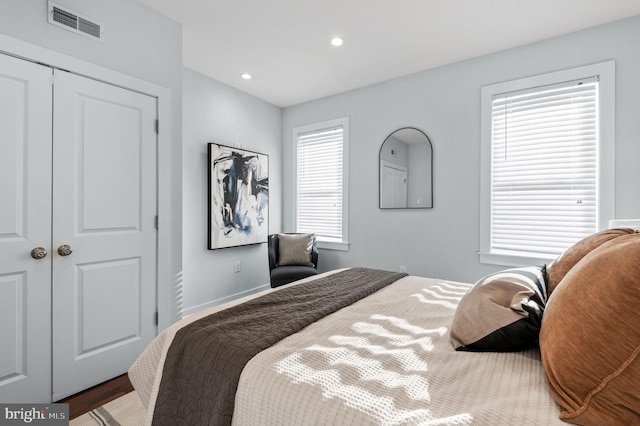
282;16;640;283
0;0;181;90
0;0;184;321
380;136;409;167
182;68;282;315
407;143;431;208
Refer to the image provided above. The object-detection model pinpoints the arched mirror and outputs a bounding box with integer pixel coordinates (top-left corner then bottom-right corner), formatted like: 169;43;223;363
379;127;433;209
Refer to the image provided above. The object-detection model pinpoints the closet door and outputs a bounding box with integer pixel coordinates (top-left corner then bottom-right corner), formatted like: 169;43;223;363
0;54;53;402
51;71;158;400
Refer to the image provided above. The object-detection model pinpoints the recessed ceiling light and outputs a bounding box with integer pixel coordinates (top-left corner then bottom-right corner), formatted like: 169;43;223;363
330;37;344;47
241;73;252;80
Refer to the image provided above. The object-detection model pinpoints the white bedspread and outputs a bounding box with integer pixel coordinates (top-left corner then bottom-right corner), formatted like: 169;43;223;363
129;271;563;425
233;275;563;425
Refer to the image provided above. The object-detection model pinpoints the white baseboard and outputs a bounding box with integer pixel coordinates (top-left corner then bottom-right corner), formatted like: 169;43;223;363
181;283;271;318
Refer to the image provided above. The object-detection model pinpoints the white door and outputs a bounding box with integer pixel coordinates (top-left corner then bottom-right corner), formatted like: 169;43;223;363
0;54;53;403
380;162;407;208
51;71;158;400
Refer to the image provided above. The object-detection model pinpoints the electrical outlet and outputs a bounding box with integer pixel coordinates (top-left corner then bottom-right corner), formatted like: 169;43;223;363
234;261;241;273
399;265;407;273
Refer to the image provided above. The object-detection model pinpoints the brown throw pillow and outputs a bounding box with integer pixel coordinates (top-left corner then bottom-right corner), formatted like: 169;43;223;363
546;228;636;296
277;233;314;267
450;266;547;352
540;233;640;425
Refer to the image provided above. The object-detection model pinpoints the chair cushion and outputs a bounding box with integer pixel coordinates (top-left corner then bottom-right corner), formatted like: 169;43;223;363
450;266;547;352
540;233;640;425
270;265;318;288
546;228;636;296
277;233;314;267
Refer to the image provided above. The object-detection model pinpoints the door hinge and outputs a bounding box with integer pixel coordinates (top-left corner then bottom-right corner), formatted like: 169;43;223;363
154;215;159;230
155;119;159;134
154;312;159;325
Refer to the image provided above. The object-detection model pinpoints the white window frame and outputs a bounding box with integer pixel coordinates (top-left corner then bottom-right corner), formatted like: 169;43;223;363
292;117;350;251
480;61;615;267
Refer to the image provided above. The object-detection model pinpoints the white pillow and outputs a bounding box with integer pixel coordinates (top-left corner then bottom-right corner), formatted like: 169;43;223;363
277;233;314;267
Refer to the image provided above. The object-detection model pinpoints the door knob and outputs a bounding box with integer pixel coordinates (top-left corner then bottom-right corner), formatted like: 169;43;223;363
57;245;73;256
31;247;48;259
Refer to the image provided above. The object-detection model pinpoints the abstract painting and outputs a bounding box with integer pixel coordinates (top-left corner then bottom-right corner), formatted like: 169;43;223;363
208;143;269;249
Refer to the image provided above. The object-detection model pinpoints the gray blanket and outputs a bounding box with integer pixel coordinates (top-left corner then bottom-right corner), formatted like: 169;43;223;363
151;267;407;425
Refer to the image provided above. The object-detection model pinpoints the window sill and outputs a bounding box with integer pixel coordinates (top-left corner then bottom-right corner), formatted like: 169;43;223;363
318;240;350;251
479;251;554;268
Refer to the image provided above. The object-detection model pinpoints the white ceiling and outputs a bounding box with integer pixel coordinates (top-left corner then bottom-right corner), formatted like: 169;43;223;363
388;128;430;145
136;0;640;107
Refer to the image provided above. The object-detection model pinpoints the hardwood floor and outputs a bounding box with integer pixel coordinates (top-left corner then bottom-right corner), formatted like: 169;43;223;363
58;374;134;420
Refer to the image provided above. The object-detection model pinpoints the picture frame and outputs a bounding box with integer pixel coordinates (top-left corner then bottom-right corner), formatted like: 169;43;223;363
207;143;269;249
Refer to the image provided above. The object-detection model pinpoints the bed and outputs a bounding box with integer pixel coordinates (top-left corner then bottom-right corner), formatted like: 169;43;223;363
130;228;640;425
130;267;566;425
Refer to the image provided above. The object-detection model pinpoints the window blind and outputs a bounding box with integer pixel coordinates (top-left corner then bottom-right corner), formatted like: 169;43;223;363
490;77;598;257
296;126;343;240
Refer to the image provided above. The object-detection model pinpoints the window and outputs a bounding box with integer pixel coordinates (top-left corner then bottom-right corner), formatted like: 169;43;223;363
480;62;615;266
293;117;349;250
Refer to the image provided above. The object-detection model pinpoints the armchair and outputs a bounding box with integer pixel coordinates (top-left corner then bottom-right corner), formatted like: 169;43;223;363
268;233;319;288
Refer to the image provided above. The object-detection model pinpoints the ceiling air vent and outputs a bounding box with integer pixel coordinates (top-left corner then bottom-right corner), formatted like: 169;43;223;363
48;1;103;42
